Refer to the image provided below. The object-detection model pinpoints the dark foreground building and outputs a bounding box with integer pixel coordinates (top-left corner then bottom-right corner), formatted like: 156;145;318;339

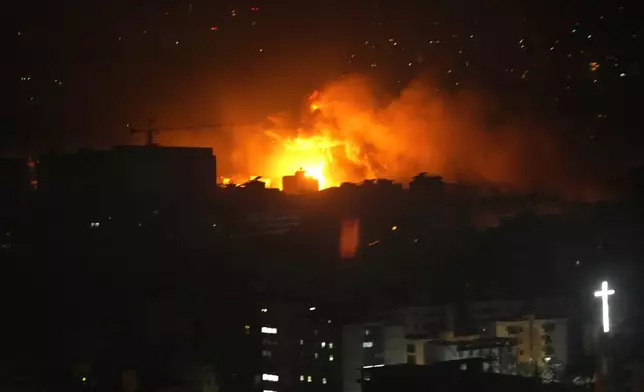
361;361;582;392
38;145;217;205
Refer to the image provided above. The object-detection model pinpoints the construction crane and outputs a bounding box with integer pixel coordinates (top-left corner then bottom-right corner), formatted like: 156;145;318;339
126;118;229;146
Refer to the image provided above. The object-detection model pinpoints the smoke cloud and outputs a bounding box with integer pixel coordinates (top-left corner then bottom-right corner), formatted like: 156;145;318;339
159;74;613;199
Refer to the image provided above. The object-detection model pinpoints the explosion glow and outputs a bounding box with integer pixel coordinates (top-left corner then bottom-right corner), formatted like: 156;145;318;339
162;75;608;199
230;87;381;190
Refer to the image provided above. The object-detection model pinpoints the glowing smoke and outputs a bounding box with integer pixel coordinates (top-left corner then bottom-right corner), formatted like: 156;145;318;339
159;75;610;198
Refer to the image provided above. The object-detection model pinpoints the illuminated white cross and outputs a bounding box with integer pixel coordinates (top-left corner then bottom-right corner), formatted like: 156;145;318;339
594;281;615;333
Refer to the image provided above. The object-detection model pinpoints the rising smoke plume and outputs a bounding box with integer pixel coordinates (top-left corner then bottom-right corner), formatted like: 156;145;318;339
161;74;614;199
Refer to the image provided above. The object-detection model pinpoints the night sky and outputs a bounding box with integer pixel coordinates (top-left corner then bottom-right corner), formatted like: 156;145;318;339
7;0;643;173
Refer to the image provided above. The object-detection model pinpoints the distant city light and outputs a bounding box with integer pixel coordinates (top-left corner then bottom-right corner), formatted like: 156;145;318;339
329;355;334;361
261;308;268;313
309;306;316;311
261;327;278;334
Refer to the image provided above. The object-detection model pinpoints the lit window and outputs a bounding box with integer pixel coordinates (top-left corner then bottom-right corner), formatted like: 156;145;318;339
329;342;334;349
314;352;319;359
262;350;272;357
329;355;334;361
261;308;268;313
322;377;327;384
262;374;279;382
261;327;277;334
307;376;312;383
263;390;276;392
321;342;326;348
300;375;304;382
363;341;373;348
365;329;370;336
309;306;316;311
391;225;398;231
300;339;304;345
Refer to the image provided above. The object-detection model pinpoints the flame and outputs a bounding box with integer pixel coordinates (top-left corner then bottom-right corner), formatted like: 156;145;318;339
205;75;606;199
249;90;377;190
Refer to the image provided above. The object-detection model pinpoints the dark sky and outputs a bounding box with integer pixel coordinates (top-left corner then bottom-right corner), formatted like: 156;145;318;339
5;0;643;173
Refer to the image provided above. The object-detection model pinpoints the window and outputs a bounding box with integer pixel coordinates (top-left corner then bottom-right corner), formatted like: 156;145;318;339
329;355;334;362
363;341;374;348
262;374;279;382
407;355;417;365
407;343;416;353
261;308;268;313
321;342;326;348
300;375;304;382
329;342;334;349
365;329;371;336
519;349;525;356
261;327;277;334
307;376;312;383
543;335;553;344
314;352;319;359
300;339;304;345
322;377;327;384
262;350;272;358
506;325;523;334
543;323;556;333
544;346;555;355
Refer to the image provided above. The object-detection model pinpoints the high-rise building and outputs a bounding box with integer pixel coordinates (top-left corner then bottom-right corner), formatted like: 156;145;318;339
38;145;217;204
240;302;341;392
